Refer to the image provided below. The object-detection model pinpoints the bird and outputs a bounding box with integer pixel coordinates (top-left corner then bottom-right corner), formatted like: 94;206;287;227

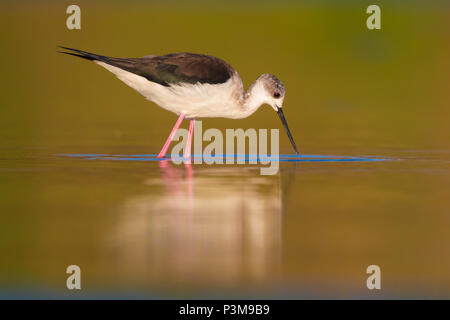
59;47;299;162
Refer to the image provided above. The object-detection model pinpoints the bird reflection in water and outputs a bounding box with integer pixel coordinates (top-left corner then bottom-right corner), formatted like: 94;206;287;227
112;160;283;289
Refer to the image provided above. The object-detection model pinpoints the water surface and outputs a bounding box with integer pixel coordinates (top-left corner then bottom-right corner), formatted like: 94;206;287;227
2;147;450;298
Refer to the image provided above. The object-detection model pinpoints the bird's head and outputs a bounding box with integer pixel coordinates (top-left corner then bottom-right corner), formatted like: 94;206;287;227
256;74;299;154
257;73;286;110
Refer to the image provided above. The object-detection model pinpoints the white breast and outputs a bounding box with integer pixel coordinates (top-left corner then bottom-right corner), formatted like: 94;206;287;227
95;61;245;119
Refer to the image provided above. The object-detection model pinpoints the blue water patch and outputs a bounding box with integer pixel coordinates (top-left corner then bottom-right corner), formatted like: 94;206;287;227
56;154;391;163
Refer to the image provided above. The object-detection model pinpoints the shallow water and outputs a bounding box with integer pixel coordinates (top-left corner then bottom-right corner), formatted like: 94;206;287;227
2;148;450;298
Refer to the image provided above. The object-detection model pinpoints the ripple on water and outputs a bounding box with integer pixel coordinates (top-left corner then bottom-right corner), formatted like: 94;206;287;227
56;154;392;162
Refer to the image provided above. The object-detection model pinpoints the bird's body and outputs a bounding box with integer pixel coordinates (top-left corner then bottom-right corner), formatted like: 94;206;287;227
60;47;299;160
96;60;248;119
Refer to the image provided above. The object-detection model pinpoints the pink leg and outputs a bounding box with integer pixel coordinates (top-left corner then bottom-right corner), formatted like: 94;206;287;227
157;114;185;158
184;119;195;163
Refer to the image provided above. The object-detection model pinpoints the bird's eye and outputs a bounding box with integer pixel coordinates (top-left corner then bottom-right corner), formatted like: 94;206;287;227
273;92;281;98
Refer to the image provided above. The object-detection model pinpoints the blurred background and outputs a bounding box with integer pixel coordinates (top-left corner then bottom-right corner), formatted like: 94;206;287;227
1;0;450;298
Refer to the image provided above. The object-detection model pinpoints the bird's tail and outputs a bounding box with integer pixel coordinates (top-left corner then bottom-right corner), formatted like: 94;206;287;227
57;46;110;63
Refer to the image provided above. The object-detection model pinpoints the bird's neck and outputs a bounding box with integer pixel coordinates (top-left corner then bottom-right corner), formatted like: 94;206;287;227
240;79;266;118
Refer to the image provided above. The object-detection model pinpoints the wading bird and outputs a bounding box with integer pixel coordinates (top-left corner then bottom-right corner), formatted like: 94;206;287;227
59;47;299;161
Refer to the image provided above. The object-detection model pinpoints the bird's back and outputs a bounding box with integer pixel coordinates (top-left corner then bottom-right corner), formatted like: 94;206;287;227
60;47;244;118
59;47;235;87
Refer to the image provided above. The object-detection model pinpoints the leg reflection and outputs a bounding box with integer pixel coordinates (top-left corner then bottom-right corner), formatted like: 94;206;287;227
112;164;283;288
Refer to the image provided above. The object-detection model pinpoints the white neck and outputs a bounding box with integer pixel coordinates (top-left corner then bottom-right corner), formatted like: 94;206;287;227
238;79;267;118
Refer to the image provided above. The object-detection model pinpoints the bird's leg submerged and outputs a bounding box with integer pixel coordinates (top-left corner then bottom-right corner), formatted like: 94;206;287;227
184;119;195;163
157;114;185;158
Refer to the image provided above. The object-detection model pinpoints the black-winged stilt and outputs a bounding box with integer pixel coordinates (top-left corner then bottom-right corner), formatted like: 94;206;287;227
59;47;299;161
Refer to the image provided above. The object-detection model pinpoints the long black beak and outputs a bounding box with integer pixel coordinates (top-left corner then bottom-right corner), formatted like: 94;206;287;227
276;106;299;154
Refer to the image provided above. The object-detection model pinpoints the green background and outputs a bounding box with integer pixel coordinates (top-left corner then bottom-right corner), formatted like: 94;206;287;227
1;0;450;298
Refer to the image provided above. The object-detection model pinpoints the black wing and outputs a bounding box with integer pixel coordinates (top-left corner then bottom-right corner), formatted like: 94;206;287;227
59;47;234;87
